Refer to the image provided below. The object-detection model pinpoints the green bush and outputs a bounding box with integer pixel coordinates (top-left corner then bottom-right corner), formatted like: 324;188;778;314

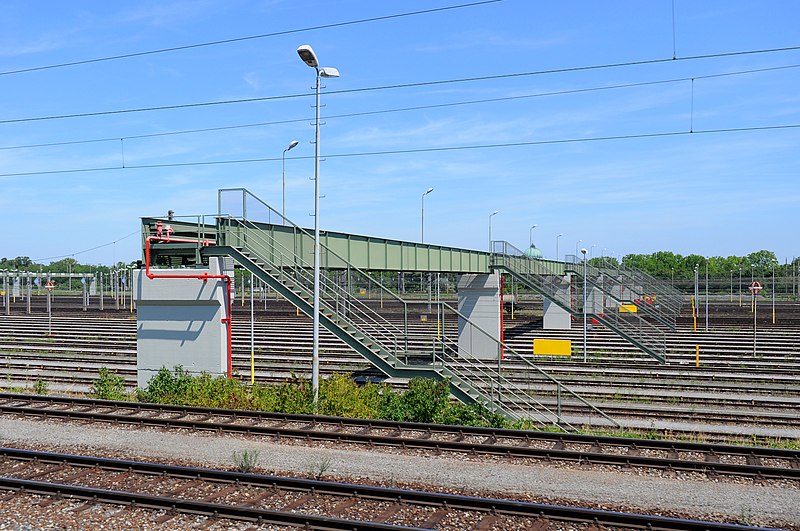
136;365;194;404
132;368;508;429
33;379;48;396
437;402;507;428
251;376;314;414
90;367;126;401
318;373;387;419
402;378;450;423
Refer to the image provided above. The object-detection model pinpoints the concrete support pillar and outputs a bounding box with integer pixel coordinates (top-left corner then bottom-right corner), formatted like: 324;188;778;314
544;275;572;330
457;273;500;360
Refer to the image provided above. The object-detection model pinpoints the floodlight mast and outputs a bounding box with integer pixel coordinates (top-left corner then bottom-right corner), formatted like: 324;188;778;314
297;44;339;410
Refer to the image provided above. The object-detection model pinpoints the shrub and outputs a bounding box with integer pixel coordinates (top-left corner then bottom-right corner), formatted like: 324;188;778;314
251;376;314;414
400;377;450;423
318;373;386;419
90;367;126;401
136;365;194;404
437;402;507;428
33;379;48;396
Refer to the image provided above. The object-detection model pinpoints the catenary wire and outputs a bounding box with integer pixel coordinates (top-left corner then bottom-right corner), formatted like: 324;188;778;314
1;123;797;179
1;57;798;130
32;230;140;262
0;1;501;77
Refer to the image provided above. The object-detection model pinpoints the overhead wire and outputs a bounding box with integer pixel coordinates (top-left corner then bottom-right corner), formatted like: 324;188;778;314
32;230;140;262
1;62;798;152
1;49;799;127
0;0;502;77
1;122;798;179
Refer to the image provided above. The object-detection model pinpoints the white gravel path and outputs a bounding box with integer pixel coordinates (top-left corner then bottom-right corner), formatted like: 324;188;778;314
1;417;797;528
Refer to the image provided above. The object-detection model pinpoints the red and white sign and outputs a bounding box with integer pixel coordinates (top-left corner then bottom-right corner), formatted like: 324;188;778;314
44;280;55;292
748;281;762;295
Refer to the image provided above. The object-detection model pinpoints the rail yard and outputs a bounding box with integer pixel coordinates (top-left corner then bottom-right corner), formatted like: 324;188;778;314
0;292;797;530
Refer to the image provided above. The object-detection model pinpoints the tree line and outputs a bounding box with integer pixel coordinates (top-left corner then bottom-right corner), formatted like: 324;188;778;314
596;250;798;280
0;256;133;274
3;251;798;282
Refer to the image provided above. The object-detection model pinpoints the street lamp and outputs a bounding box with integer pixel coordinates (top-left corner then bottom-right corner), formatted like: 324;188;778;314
590;244;597;259
529;224;538;249
581;248;588;362
421;187;434;243
282;140;299;222
739;267;742;306
555;233;564;261
421;187;434;312
297;44;339;409
575;239;583;261
488;210;499;253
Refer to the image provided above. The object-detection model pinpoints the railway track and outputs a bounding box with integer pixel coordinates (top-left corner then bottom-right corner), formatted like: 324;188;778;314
1;304;798;439
0;446;785;530
1;393;798;482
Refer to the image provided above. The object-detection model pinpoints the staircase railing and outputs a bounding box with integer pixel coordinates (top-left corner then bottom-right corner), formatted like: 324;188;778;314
214;188;616;426
435;300;619;427
594;257;683;320
492;241;666;363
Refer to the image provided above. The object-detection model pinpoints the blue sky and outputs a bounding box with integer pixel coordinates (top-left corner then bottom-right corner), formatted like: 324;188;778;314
1;0;799;266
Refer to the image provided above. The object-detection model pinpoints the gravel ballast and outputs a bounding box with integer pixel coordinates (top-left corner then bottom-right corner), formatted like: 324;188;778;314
0;417;798;528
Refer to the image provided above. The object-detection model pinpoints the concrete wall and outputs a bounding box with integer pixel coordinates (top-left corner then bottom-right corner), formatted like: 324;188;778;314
543;275;572;330
457;273;500;360
134;258;229;387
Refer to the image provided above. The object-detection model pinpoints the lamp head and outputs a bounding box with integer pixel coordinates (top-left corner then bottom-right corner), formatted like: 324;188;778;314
319;67;340;78
287;140;299;151
425;187;434;195
297;45;319;68
580;248;588;255
491;210;499;216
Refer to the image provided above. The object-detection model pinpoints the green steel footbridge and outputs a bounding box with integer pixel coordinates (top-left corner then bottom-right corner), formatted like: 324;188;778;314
141;188;682;429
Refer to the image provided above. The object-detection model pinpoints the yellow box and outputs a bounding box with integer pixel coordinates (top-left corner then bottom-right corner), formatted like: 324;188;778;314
619;304;638;313
533;338;572;356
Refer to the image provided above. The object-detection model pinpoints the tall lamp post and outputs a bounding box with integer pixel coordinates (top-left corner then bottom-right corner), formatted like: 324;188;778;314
421;187;434;243
581;248;588;362
739;267;742;306
529;224;537;249
555;233;564;261
297;44;340;409
421;187;434;312
574;240;583;261
488;210;499;253
282;140;299;222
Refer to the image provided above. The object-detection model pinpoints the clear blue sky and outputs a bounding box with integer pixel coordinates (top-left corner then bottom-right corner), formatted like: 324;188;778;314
2;0;799;266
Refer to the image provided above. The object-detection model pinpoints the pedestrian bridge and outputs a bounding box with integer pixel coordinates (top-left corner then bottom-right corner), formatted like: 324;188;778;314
139;188;681;425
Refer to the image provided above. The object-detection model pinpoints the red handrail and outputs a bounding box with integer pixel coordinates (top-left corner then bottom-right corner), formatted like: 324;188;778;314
144;235;232;379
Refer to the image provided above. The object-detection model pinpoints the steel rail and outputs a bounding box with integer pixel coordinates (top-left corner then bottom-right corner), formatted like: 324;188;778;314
0;447;783;531
1;394;797;481
0;478;421;531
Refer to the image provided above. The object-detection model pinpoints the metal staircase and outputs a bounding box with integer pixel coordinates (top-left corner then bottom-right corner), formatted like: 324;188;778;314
593;258;684;325
203;189;617;428
561;259;677;330
492;242;667;363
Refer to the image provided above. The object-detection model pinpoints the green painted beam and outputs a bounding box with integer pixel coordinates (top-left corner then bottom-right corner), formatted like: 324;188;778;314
219;220;492;274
